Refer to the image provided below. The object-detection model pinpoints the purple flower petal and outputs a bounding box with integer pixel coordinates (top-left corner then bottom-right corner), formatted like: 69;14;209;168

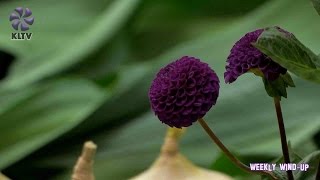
149;56;220;128
224;27;288;83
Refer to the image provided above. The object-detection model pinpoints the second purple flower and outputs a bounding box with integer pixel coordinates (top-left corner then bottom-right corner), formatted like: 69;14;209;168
224;27;289;83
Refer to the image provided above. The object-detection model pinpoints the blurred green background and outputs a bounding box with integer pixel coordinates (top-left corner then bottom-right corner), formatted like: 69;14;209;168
0;0;319;179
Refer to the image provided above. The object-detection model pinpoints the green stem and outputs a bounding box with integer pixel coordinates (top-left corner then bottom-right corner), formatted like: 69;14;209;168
273;97;294;180
198;118;277;179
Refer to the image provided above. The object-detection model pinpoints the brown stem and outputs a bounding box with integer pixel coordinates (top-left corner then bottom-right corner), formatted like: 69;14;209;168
273;97;294;180
315;155;320;180
198;118;277;179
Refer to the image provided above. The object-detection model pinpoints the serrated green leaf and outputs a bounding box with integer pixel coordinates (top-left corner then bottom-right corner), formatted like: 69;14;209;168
282;73;295;87
254;27;320;84
262;73;295;99
263;77;285;98
0;79;106;169
312;0;320;15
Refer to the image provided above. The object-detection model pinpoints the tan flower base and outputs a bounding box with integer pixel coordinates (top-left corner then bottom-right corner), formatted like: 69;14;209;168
130;128;233;180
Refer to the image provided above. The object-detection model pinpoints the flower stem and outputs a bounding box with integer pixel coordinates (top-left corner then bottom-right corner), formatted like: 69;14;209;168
316;161;320;180
198;118;277;179
161;127;185;155
273;97;294;180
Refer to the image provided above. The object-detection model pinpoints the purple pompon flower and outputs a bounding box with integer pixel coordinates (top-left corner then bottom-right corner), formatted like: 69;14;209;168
224;27;288;83
148;56;220;128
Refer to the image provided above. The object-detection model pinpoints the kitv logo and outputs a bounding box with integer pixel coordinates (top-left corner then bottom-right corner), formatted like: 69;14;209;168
9;7;34;40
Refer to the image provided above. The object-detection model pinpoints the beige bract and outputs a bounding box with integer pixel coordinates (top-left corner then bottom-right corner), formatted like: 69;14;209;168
130;128;233;180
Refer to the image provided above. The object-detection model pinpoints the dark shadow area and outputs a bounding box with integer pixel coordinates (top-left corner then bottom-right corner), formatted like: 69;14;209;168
314;131;320;148
0;50;15;81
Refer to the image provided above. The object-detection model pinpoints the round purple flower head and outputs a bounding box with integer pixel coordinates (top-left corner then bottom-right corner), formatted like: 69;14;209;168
225;27;288;83
149;56;220;128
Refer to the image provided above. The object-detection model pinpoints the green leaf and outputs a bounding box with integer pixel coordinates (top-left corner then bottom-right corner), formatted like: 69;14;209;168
254;27;320;84
294;151;320;180
262;72;295;98
211;153;274;178
267;151;320;179
0;0;141;90
282;73;296;87
210;153;249;177
0;79;106;169
311;0;320;15
261;143;303;180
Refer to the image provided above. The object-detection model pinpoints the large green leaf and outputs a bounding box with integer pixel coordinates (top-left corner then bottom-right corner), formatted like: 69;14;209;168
0;0;140;90
46;0;320;179
0;79;106;170
254;27;320;84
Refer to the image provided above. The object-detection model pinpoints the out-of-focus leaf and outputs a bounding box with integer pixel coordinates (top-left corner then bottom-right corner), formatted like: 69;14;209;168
274;143;303;164
0;0;140;90
0;79;106;170
265;151;320;179
254;27;320;84
261;143;304;180
210;153;274;179
312;0;320;15
294;151;320;179
65;63;151;136
130;0;268;60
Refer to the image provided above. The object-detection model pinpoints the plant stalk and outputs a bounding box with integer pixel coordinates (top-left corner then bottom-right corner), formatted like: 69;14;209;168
198;118;277;179
316;161;320;180
273;97;294;180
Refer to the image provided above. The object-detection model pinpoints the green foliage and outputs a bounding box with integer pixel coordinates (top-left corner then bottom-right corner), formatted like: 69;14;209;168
0;0;141;90
262;150;320;180
254;27;320;84
312;0;320;15
0;79;106;169
0;0;319;179
294;151;320;180
211;153;274;179
262;72;295;98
